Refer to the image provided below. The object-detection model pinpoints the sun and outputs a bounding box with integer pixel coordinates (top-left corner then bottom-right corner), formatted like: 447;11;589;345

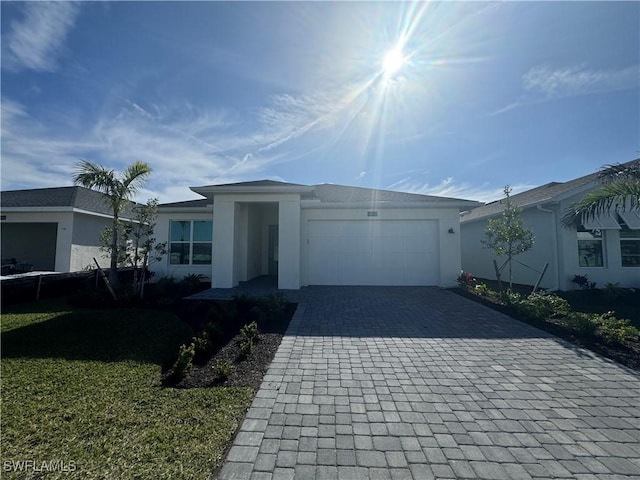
382;48;406;76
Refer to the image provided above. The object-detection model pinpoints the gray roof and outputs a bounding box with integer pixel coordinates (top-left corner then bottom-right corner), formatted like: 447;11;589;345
1;186;137;218
164;179;480;209
312;183;474;204
194;179;308;189
460;176;597;222
160;198;210;208
460;159;640;223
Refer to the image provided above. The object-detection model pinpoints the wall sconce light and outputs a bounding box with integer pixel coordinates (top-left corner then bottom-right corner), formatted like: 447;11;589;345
448;228;455;234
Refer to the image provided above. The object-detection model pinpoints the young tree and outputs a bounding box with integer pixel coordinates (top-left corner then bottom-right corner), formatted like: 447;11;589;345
122;199;166;297
561;159;640;227
73;160;152;286
482;186;535;290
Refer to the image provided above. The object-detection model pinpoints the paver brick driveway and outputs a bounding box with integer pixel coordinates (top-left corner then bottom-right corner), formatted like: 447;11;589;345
218;287;640;479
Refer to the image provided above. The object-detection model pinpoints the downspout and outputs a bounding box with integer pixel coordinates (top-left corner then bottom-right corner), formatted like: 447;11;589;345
537;205;560;291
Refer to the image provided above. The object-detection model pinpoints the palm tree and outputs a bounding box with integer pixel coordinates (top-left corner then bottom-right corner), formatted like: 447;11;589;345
73;160;152;285
562;159;640;228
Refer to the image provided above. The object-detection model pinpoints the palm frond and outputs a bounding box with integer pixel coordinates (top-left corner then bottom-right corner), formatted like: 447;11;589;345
72;160;116;192
561;179;640;227
598;159;640;183
121;161;152;196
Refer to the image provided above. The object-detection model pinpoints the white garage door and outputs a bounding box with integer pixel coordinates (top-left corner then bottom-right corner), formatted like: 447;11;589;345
307;220;440;286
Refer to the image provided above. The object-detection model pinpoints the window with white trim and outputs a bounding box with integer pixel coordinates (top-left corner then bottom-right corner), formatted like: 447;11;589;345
619;217;640;267
169;220;212;265
577;227;603;267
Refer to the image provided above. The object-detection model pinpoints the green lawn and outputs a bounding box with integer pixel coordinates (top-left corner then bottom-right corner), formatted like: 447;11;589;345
1;299;254;480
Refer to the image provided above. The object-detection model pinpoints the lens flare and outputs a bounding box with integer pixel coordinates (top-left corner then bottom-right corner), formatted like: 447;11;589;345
382;48;406;76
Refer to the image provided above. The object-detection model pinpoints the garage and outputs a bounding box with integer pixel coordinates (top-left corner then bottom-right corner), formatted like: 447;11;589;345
306;219;440;286
1;223;58;271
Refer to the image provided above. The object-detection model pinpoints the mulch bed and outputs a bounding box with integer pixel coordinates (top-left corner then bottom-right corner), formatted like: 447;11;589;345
452;288;640;372
174;303;297;389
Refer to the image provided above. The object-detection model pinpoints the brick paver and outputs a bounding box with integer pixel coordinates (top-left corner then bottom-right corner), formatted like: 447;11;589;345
217;287;640;479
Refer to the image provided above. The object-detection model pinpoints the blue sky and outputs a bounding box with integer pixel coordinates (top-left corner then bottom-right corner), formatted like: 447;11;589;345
1;1;638;203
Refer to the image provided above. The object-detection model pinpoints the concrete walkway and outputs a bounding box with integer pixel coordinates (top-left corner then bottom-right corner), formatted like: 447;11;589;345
217;287;640;480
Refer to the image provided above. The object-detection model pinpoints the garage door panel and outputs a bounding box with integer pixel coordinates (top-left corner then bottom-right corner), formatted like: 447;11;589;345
307;219;440;286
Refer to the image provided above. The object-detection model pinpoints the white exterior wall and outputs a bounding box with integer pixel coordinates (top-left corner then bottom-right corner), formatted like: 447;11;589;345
557;195;640;290
461;196;640;291
279;200;301;289
301;207;462;287
461;207;560;290
70;213;112;271
210;193;300;288
153;210;214;282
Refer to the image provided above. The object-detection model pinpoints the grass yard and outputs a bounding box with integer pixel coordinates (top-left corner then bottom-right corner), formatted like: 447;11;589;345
1;299;254;480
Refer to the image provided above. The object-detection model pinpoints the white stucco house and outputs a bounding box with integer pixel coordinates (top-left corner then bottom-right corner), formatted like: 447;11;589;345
460;163;640;291
1;186;136;273
152;180;481;289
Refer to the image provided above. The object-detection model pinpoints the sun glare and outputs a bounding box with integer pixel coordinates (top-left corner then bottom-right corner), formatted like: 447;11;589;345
382;48;405;76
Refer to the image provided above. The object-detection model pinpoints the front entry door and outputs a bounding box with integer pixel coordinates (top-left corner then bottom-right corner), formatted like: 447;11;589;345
268;225;279;276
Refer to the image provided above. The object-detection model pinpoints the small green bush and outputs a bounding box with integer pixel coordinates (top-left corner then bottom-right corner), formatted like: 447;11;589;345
474;283;490;296
172;342;195;381
457;271;477;289
502;290;523;305
515;293;571;320
572;274;596;290
193;333;209;354
240;338;253;357
240;321;259;343
212;360;235;380
259;293;288;322
592;311;640;345
602;283;631;301
563;312;598;337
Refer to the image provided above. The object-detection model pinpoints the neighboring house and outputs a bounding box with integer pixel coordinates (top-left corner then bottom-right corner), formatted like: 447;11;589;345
153;180;481;289
1;186;136;273
460;165;640;291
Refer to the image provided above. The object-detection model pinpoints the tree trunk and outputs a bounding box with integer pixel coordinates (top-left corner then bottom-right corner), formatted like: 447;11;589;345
109;215;120;288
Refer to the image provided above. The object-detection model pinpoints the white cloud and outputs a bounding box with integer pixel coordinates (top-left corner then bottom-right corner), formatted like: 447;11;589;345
523;64;639;97
3;2;81;72
491;64;639;116
389;176;534;203
0;96;321;201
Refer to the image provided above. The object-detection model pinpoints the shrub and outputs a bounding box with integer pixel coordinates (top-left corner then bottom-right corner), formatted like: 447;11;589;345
572;274;596;290
240;338;253;357
240;321;259;343
208;302;238;327
259;293;288;322
474;283;490;296
515;293;571;320
563;312;598;337
154;275;177;296
192;333;212;363
603;282;631;301
457;271;477;289
592;312;640;345
179;274;208;295
204;320;225;340
172;342;195;381
502;290;523;305
212;360;235;380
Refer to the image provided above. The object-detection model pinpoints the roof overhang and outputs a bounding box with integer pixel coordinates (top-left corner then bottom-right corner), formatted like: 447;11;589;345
301;200;482;210
0;206;136;222
191;184;314;199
